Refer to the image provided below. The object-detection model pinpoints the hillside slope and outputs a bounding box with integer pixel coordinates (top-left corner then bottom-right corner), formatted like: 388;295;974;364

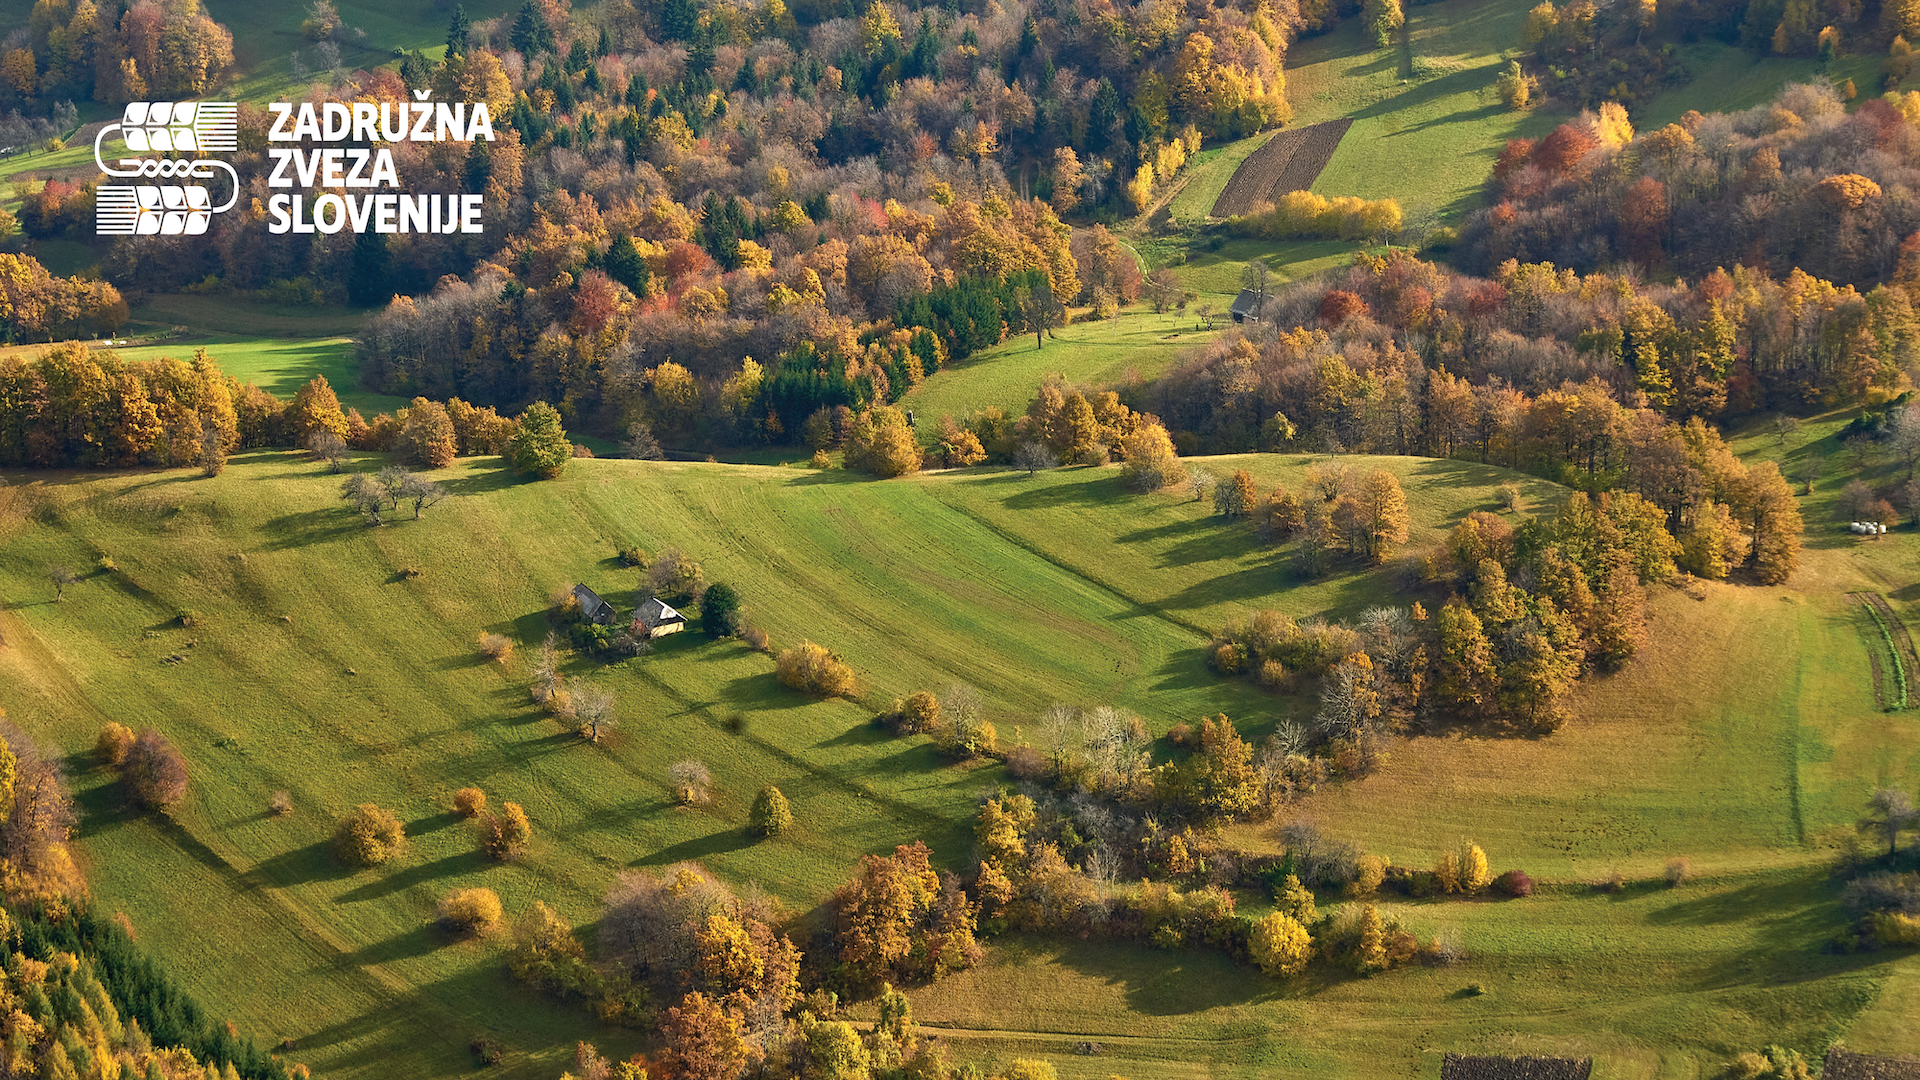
0;452;1914;1078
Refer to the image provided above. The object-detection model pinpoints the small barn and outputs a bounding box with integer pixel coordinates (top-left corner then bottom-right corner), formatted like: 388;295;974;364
634;597;688;639
1231;288;1265;324
1440;1054;1593;1080
573;584;615;625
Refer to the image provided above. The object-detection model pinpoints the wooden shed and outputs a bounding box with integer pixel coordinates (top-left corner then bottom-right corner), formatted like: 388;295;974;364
573;584;615;625
634;597;687;639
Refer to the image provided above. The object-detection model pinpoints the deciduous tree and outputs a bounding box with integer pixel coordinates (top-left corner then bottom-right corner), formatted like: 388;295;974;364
510;401;572;479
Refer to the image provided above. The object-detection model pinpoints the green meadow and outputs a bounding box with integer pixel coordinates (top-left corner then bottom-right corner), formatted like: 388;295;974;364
1;442;1915;1078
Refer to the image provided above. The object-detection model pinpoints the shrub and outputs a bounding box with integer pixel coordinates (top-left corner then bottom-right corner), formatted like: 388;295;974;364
1348;854;1387;898
1664;856;1692;887
1209;641;1247;675
1002;1061;1058;1080
670;760;713;805
1462;844;1494;892
1005;744;1046;779
470;1036;505;1067
122;728;190;808
700;582;744;638
619;546;649;567
439;887;504;935
269;790;294;816
96;722;134;766
454;787;488;817
1598;869;1626;892
810;449;833;469
1494;869;1533;897
335;803;408;866
480;802;533;861
1874;910;1920;945
880;690;942;735
1249;911;1313;978
932;685;997;759
1256;658;1292;691
748;785;793;837
477;632;514;662
741;624;771;652
1434;850;1462;894
1167;722;1194;748
1497;482;1523;512
776;641;856;697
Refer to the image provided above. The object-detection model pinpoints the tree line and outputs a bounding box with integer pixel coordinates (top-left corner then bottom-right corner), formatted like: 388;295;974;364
0;345;588;480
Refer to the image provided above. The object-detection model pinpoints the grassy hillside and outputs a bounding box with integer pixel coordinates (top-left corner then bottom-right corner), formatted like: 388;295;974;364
1280;0;1565;222
902;309;1222;427
1;449;1915;1078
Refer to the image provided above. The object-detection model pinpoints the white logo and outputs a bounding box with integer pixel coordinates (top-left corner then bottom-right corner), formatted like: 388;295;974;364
95;101;240;235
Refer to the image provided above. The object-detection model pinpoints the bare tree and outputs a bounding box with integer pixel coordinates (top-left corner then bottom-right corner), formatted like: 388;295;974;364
376;464;412;510
1894;404;1920;480
199;422;227;477
399;473;449;519
48;566;77;602
340;474;385;524
622;421;664;460
1013;441;1058;475
1145;268;1183;313
1037;703;1081;777
307;429;349;472
1772;413;1800;447
1792;453;1822;495
574;682;617;742
1187;467;1217;504
669;760;713;805
1864;787;1917;856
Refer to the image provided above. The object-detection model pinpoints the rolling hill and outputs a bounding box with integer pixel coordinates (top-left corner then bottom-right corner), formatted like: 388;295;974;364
0;448;1914;1078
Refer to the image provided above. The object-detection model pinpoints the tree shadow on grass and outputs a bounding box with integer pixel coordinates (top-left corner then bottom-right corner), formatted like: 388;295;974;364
814;721;892;750
439;464;523;497
431;649;495;672
723;671;810;712
336;850;489;904
410;810;464;836
1022;935;1279;1016
260;506;366;550
350;922;444;967
999;470;1126;510
247;839;363;890
632;827;755;868
71;775;138;839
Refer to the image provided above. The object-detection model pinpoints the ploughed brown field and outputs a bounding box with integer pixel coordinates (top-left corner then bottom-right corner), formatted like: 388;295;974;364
1210;118;1354;216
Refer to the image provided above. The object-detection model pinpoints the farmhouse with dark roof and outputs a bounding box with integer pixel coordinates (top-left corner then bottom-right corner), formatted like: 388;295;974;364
634;597;688;639
1230;288;1265;323
573;584;615;625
